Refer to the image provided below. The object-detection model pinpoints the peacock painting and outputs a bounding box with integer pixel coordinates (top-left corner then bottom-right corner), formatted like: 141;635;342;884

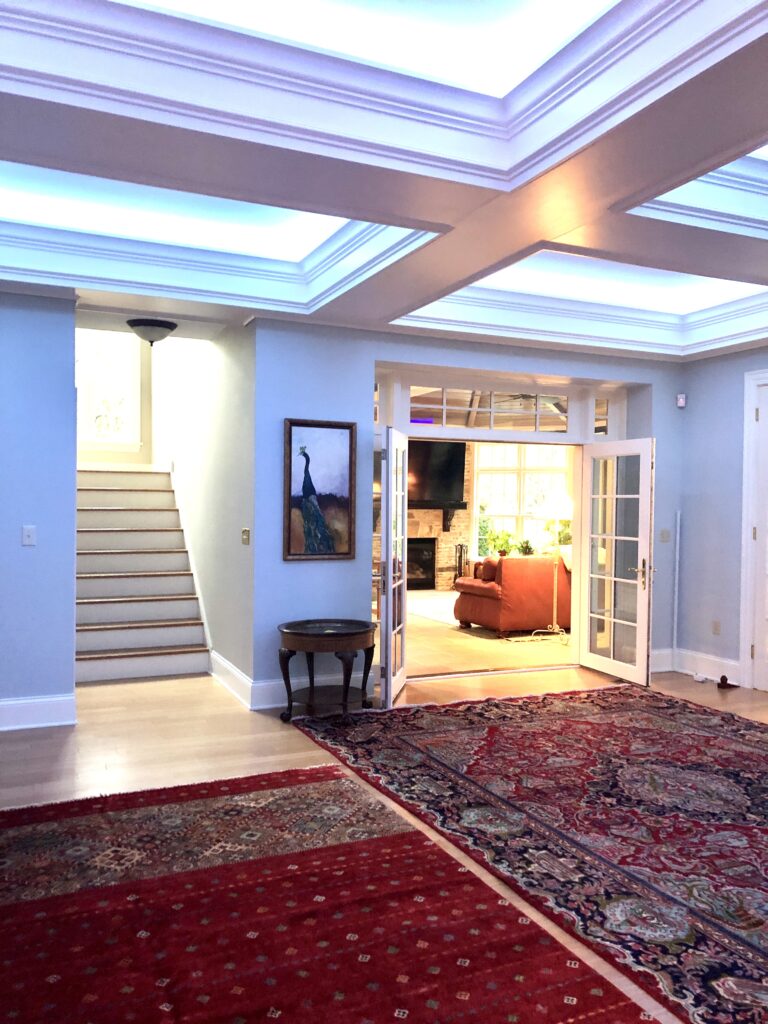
284;419;356;560
297;445;335;554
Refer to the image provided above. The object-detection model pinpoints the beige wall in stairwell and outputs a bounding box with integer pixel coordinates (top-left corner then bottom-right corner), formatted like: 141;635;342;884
152;325;256;680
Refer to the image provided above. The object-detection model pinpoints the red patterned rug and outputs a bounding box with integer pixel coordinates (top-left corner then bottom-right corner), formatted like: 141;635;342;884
296;687;768;1024
0;764;650;1023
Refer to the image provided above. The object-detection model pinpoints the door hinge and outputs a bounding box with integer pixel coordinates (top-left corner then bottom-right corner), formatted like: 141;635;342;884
753;526;758;541
751;643;755;660
381;448;388;461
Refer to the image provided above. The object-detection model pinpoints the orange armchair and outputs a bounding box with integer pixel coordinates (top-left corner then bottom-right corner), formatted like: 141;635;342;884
453;555;571;636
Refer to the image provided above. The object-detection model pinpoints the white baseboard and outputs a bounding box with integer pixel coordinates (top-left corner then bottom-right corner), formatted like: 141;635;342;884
672;648;741;685
0;693;77;731
650;647;674;673
212;653;343;711
650;646;742;685
249;674;348;711
211;651;254;709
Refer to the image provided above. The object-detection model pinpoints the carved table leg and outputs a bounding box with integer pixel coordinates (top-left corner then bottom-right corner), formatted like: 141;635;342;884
305;651;316;715
360;644;375;708
278;647;297;722
335;649;357;718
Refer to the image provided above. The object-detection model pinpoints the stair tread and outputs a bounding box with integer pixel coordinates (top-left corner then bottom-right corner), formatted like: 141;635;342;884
77;506;179;511
77;487;174;493
77;571;192;579
77;527;184;532
77;548;188;555
76;644;209;660
78;618;203;631
78;594;198;604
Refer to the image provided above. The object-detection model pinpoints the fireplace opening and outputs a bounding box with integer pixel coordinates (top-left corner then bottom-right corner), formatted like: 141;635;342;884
407;537;436;590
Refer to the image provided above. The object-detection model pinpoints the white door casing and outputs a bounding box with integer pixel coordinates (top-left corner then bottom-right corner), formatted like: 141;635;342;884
745;384;768;690
580;439;654;685
381;426;408;707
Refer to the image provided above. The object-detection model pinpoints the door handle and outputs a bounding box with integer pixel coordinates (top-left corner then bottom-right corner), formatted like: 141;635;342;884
628;559;647;590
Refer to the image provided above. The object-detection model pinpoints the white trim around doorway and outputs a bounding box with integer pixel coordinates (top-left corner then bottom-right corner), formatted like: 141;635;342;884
739;369;768;689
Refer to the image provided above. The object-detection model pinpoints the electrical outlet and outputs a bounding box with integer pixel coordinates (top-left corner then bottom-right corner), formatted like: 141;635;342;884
712;620;721;635
21;525;36;546
241;528;251;545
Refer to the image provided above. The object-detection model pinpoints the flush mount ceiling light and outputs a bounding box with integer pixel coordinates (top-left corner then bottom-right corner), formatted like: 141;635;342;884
126;318;178;345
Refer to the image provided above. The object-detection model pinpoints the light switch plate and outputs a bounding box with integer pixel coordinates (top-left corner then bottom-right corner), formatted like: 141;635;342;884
22;525;37;546
241;528;251;545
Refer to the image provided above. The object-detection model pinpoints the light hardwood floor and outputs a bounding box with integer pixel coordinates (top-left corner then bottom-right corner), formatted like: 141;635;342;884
3;670;767;1024
406;588;577;677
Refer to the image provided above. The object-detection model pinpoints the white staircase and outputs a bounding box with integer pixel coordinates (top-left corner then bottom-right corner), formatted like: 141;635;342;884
76;468;210;682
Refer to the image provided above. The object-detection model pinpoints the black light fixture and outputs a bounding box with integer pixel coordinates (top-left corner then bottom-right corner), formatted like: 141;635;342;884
126;318;178;346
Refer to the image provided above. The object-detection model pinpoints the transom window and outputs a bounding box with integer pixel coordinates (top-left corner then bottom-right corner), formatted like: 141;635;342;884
411;387;568;433
474;443;573;557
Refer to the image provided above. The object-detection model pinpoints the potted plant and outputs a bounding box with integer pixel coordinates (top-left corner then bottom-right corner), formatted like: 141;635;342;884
516;539;535;555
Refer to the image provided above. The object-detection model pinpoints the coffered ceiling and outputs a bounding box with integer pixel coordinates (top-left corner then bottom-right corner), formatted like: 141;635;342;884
1;0;767;358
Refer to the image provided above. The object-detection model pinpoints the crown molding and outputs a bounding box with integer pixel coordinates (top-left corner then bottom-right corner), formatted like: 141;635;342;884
1;0;766;190
502;0;768;192
634;201;768;241
0;218;433;314
707;156;768;194
394;287;684;356
394;285;768;359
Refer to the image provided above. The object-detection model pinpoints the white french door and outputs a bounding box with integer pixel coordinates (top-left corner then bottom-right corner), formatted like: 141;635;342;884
580;439;654;685
381;426;408;707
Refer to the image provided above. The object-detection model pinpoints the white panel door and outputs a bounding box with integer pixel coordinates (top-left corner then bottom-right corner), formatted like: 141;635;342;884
751;387;768;690
381;426;408;707
580;439;654;685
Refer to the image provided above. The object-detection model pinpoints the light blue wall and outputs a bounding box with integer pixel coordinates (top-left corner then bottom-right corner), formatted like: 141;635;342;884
0;291;76;702
678;344;768;661
252;322;686;684
253;322;376;684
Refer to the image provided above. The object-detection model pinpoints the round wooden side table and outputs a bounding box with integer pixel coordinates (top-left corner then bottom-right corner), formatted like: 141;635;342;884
277;618;377;722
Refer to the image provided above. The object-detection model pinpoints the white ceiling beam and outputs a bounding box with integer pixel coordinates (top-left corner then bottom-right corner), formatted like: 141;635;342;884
553;213;768;287
0;93;497;235
316;35;768;326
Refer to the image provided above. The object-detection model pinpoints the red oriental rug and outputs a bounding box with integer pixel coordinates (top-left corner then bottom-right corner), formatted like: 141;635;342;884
296;687;768;1024
0;764;651;1023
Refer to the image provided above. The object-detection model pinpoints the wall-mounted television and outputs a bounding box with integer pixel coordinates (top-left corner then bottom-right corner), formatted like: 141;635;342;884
408;440;467;509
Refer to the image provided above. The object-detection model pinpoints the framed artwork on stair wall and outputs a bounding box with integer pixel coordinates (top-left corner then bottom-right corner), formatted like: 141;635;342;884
283;418;357;560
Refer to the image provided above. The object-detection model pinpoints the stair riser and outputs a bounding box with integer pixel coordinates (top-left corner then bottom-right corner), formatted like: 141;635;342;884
76;575;195;598
77;471;171;489
77;508;181;529
77;624;205;652
77;530;185;550
77;598;200;624
77;489;176;509
75;650;210;683
77;551;191;573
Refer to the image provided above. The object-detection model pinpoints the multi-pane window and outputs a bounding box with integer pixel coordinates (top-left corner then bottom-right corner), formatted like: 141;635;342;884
474;443;573;556
410;387;568;433
595;398;609;435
